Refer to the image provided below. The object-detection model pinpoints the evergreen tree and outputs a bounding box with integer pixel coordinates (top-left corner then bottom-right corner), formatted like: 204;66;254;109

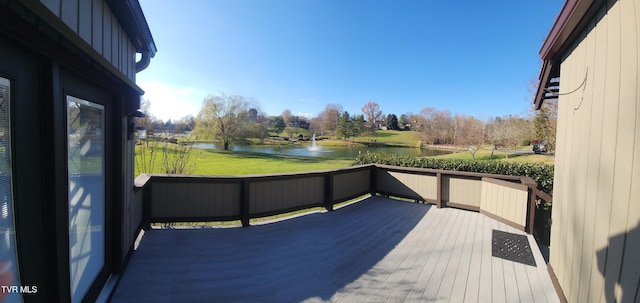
386;114;399;130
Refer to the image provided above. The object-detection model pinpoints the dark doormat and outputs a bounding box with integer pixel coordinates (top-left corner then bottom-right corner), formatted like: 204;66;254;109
492;230;537;266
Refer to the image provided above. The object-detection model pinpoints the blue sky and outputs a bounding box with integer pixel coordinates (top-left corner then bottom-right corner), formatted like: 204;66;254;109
137;0;564;122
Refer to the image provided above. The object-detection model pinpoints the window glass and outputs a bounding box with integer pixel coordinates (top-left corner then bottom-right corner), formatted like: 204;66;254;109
67;96;104;303
0;77;22;303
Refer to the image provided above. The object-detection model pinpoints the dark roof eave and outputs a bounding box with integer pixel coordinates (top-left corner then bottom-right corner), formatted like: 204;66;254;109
106;0;157;58
535;60;552;110
539;0;594;60
535;0;601;108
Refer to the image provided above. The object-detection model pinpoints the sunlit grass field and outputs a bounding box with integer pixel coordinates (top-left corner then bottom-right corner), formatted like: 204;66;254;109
193;150;352;175
135;130;553;176
352;130;421;146
432;146;555;165
135;145;352;176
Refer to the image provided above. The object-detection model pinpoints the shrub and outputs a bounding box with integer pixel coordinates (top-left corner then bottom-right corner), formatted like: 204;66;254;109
352;152;554;195
136;142;199;175
354;152;555;245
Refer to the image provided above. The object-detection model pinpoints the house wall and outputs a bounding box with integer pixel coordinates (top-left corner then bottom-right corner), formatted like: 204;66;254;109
36;0;137;81
550;0;640;302
1;0;150;300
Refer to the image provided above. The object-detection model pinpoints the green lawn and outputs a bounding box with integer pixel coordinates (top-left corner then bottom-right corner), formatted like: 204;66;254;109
135;145;352;176
135;130;552;177
353;130;421;146
433;148;555;165
193;150;351;175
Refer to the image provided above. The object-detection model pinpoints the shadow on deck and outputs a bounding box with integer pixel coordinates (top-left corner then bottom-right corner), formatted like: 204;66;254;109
112;197;557;302
112;196;557;302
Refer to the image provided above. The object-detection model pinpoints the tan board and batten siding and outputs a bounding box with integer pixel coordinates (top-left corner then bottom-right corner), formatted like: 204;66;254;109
376;170;438;202
374;169;530;230
550;0;640;302
480;178;529;230
443;175;482;209
39;0;137;81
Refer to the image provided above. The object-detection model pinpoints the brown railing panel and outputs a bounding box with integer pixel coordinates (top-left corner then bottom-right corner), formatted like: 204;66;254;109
137;165;540;235
480;177;529;231
150;179;242;220
249;176;324;216
131;187;143;236
375;168;437;202
332;167;371;202
443;175;482;210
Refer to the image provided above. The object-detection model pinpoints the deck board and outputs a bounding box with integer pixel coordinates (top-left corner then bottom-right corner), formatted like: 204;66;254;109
112;196;558;303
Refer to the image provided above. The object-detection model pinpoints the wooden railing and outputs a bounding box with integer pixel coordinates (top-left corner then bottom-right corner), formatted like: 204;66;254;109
129;164;542;249
372;165;538;232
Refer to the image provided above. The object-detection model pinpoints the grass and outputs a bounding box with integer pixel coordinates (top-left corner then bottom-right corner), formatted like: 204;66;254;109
135;144;352;176
433;147;555;164
193;149;351;175
136;130;553;177
353;130;421;146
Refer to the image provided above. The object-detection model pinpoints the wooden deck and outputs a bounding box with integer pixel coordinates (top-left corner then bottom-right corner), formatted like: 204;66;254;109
111;196;558;302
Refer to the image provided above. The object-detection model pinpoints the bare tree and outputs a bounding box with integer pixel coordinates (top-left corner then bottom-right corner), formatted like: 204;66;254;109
309;116;323;136
281;109;293;126
361;101;383;133
529;76;557;153
193;94;255;150
453;114;485;160
321;103;343;136
135;98;156;137
419;107;454;145
136;141;198;175
533;99;557;153
159;143;197;174
173;115;195;134
485;115;531;157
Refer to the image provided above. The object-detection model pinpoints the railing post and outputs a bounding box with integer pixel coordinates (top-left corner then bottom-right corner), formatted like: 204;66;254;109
324;173;334;211
369;165;377;196
141;176;152;230
241;179;250;227
521;178;537;234
436;172;442;208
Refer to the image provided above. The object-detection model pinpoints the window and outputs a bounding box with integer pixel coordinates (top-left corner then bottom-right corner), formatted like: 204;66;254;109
67;96;105;303
0;77;22;302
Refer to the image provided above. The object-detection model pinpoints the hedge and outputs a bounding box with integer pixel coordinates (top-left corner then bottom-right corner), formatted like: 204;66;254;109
352;152;554;195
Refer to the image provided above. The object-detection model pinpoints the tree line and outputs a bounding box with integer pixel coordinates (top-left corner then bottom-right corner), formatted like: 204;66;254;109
137;94;557;159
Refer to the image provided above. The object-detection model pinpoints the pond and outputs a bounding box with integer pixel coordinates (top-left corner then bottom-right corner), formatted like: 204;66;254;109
191;143;452;158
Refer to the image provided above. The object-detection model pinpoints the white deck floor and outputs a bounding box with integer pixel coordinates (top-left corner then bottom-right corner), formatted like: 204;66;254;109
111;196;558;303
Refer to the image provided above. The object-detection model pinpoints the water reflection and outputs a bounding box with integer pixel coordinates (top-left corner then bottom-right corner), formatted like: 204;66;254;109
191;143;451;158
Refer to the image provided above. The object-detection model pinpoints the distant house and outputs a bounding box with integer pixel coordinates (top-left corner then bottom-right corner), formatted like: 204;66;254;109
0;0;155;302
289;116;310;129
535;0;640;302
248;108;258;122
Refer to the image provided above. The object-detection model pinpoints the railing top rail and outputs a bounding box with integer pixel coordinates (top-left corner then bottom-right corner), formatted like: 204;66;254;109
373;164;525;183
134;165;375;187
136;164;537;188
532;188;554;202
134;174;151;189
